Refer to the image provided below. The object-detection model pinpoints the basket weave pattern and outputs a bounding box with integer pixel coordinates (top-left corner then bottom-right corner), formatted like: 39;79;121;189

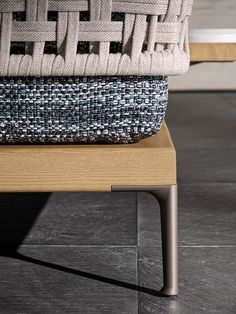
0;0;193;77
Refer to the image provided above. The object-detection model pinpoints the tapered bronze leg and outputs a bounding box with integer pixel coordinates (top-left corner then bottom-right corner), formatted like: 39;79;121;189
152;185;178;296
112;185;178;297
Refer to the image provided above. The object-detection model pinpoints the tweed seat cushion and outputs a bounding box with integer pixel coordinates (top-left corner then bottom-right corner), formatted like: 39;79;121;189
0;76;168;144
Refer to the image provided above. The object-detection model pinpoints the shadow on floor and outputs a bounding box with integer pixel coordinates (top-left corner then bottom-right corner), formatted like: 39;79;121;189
0;193;50;252
0;193;164;298
4;251;165;297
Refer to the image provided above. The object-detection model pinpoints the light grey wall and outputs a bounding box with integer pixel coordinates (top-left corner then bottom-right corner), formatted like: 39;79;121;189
169;0;236;91
190;0;236;29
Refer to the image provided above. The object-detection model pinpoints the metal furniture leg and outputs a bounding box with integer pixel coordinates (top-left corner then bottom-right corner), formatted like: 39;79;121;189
112;185;178;296
152;185;178;296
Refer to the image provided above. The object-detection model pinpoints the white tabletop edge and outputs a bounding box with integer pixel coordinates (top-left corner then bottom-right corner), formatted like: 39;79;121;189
189;29;236;43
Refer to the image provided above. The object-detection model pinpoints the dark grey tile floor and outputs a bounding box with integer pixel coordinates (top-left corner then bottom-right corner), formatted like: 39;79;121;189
0;92;235;313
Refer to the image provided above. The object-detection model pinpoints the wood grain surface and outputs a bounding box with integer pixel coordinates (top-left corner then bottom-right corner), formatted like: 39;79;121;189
0;123;176;192
190;43;236;62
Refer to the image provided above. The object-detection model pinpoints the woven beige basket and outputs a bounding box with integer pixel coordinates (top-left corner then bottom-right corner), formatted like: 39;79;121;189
0;0;193;76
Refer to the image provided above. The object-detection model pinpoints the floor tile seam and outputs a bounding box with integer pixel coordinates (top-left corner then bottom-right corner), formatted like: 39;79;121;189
16;245;138;248
135;245;139;314
180;245;236;248
136;192;140;314
134;191;139;311
137;245;236;248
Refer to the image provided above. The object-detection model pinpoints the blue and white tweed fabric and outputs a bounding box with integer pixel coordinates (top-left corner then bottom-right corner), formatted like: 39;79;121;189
0;76;168;144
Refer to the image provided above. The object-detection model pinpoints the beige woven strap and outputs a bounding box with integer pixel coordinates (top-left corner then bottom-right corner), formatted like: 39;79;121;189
0;0;193;76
